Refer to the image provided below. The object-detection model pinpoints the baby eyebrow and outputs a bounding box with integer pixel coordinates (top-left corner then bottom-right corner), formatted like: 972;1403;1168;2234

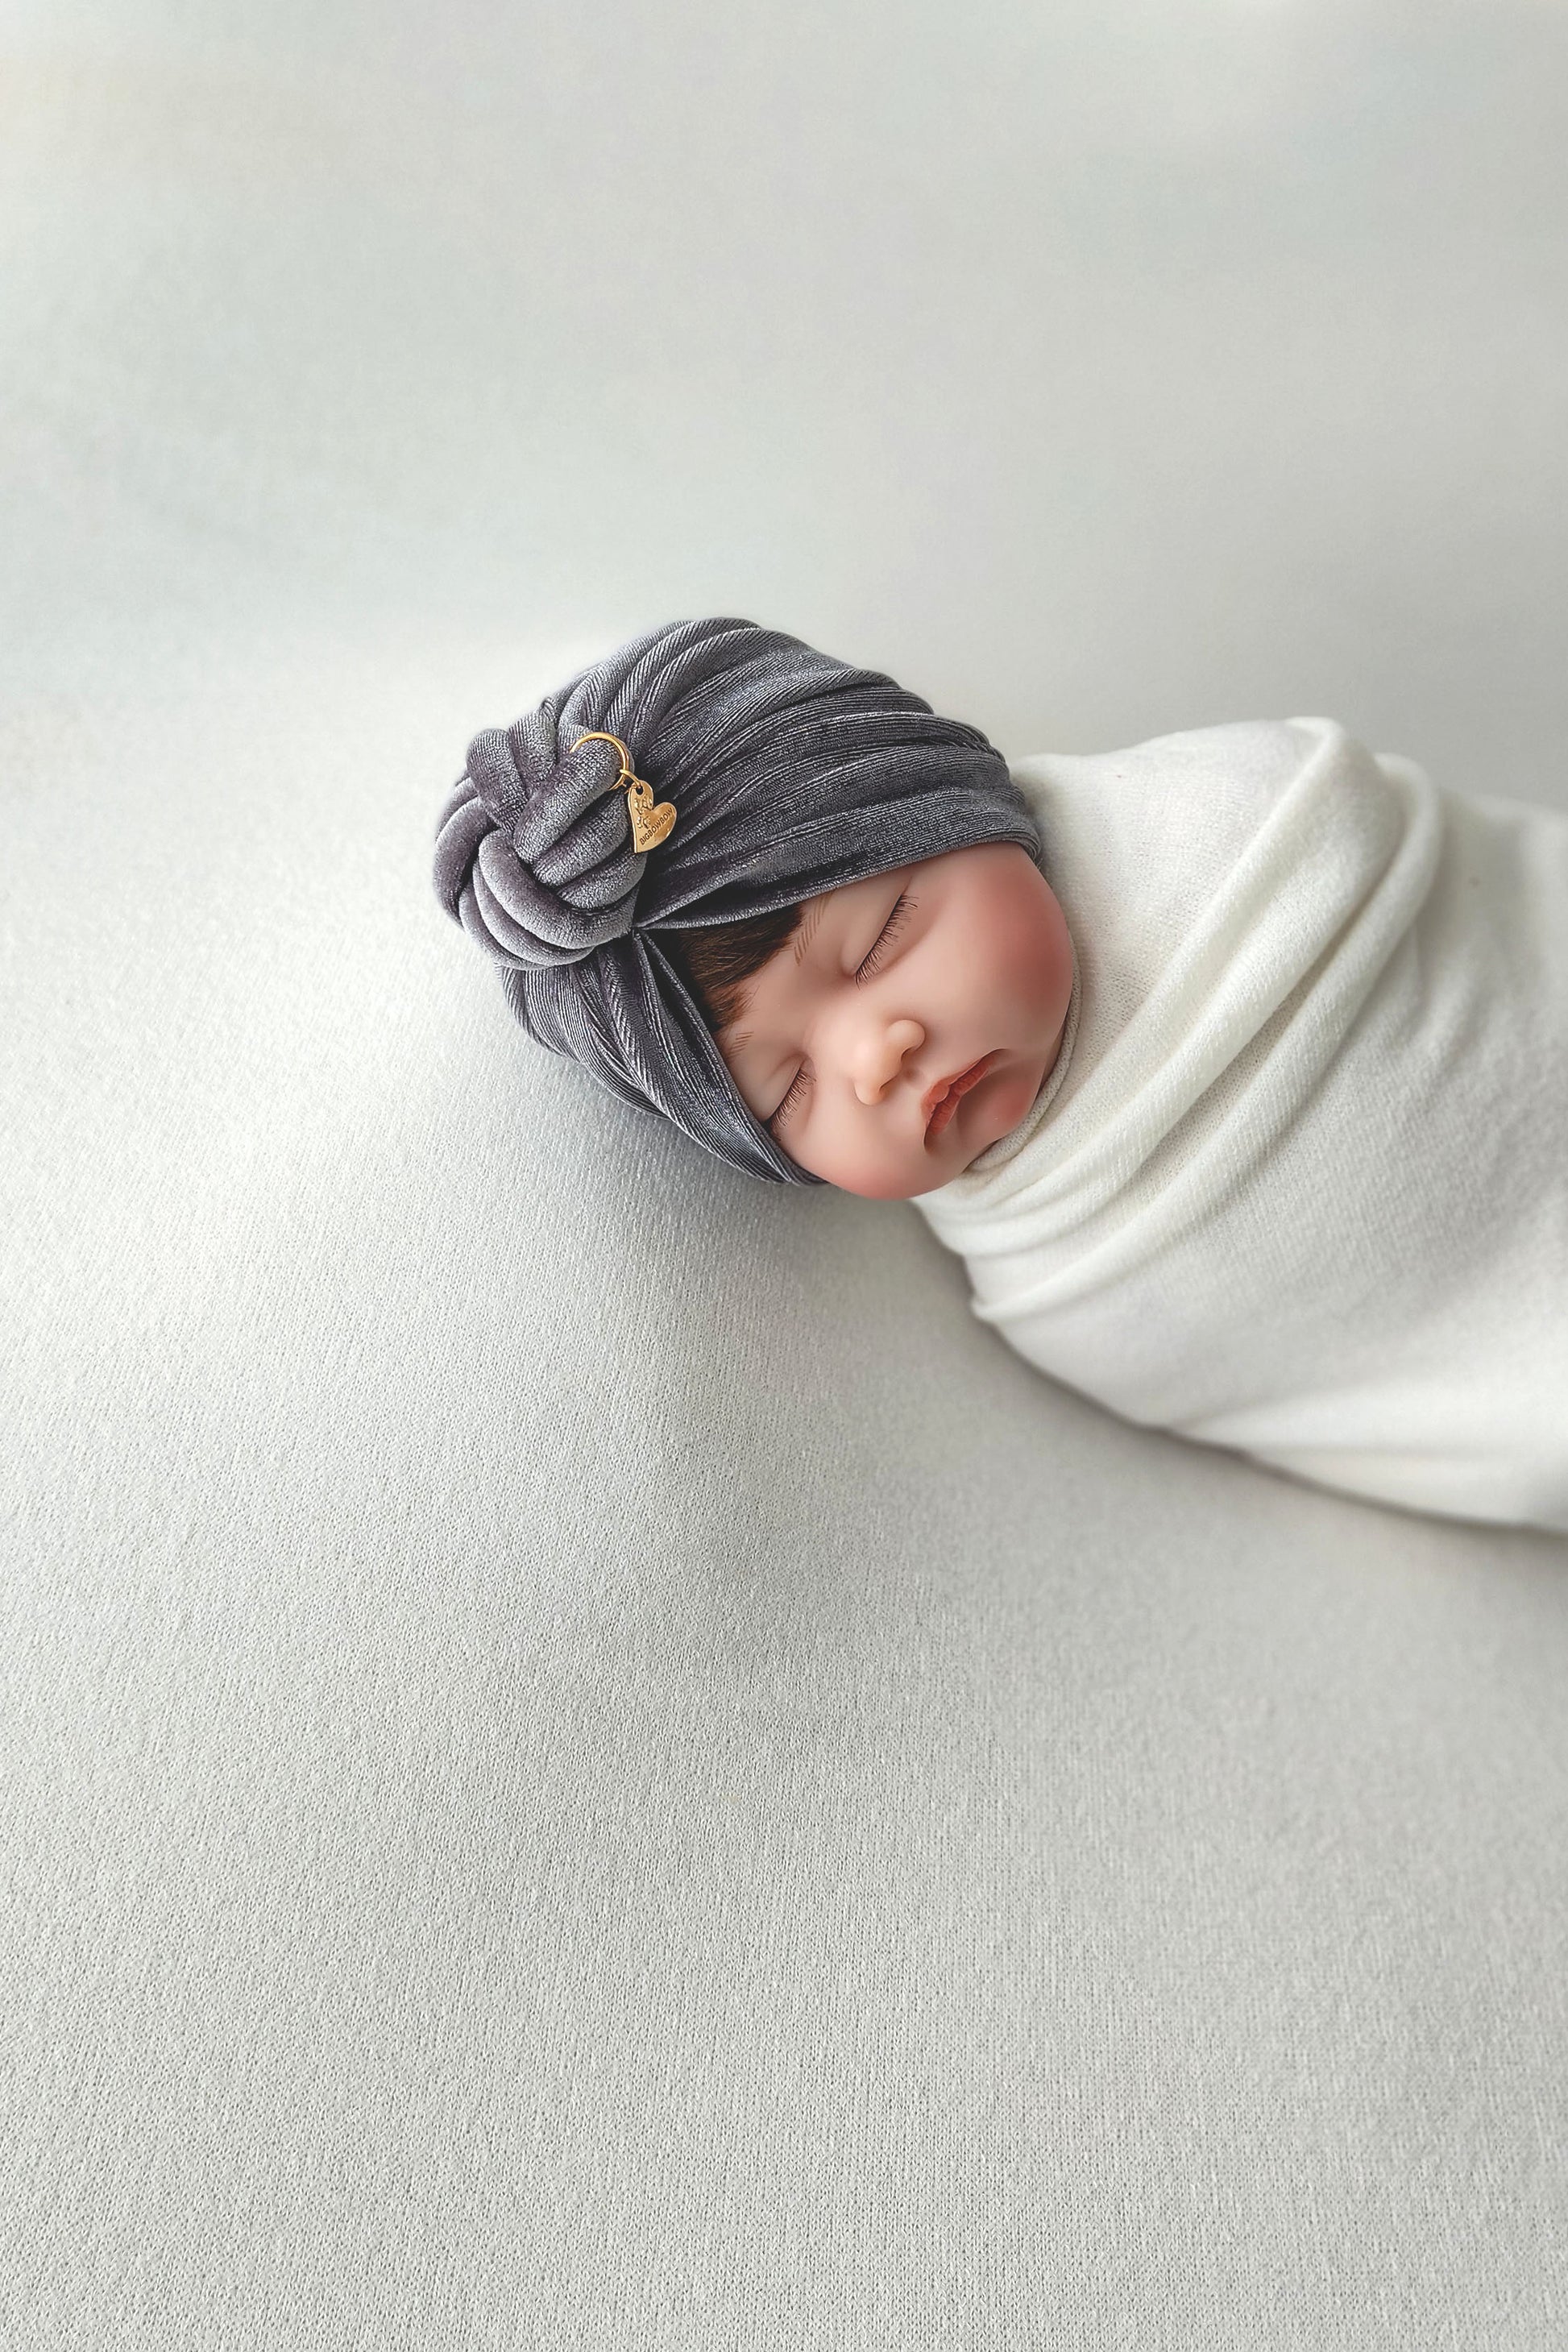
793;898;828;965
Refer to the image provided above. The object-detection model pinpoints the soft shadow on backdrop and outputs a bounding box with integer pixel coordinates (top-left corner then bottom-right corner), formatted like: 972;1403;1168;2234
2;4;1566;2346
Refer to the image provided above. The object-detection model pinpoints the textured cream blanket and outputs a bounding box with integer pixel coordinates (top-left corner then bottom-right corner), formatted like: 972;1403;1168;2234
912;719;1568;1533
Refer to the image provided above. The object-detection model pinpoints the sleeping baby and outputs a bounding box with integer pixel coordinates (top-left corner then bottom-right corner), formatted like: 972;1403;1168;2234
433;616;1568;1537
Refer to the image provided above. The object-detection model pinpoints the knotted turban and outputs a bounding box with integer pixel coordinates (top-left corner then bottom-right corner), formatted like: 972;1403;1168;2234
432;616;1045;1183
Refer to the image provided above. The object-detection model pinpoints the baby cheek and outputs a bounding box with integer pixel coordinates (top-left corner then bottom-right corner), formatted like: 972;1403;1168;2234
988;1064;1041;1132
991;890;1064;1007
860;1135;926;1200
814;1115;927;1200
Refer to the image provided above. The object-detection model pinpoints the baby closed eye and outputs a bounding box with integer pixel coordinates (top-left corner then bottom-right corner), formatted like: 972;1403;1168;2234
857;890;913;985
769;1065;811;1132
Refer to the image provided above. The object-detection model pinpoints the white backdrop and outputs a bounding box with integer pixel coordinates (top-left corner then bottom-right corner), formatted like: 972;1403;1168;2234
3;3;1566;2345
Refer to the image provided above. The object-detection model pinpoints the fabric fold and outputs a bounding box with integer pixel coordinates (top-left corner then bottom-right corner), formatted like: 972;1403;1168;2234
913;717;1568;1534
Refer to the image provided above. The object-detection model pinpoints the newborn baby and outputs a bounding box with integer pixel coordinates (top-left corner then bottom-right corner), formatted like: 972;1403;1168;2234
434;616;1568;1537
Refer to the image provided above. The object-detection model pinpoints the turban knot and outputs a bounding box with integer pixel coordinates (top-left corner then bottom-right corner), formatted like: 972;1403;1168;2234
436;720;648;968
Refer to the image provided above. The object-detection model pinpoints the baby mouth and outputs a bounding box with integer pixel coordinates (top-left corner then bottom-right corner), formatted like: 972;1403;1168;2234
924;1052;1002;1144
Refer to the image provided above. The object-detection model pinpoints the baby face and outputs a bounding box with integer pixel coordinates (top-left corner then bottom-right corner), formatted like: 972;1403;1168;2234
717;843;1075;1199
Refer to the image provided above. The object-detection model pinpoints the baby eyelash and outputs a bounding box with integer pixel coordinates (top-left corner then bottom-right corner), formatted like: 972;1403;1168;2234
769;1066;811;1133
856;890;914;984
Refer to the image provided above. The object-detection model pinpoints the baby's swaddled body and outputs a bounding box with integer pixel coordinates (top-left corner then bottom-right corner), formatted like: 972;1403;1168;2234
911;717;1568;1534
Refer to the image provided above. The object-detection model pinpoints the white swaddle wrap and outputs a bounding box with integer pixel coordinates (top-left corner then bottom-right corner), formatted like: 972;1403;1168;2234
911;718;1568;1533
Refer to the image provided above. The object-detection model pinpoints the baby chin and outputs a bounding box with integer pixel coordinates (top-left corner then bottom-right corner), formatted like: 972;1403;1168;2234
962;1057;1049;1162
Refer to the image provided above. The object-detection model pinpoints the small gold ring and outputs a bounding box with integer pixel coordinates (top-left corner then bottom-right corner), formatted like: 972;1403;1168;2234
568;729;677;853
570;730;636;781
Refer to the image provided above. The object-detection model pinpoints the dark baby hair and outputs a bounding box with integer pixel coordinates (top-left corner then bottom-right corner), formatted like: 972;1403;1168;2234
658;904;805;1035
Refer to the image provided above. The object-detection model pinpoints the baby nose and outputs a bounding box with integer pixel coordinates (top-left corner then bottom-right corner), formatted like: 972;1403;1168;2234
853;1017;926;1105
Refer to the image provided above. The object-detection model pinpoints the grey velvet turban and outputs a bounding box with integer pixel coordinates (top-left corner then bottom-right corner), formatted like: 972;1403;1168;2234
432;616;1045;1184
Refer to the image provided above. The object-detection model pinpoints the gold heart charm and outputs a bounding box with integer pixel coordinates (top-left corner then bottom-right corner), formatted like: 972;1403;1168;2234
626;775;677;852
570;730;678;856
